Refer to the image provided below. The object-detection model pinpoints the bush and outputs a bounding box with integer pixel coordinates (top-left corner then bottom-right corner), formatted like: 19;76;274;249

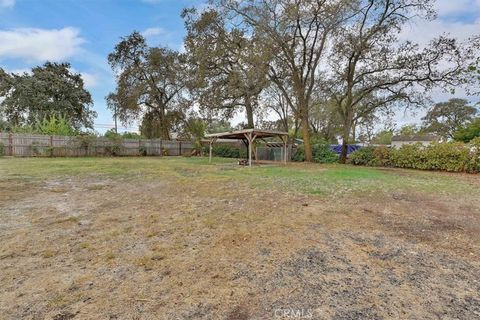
349;147;375;165
139;145;148;156
424;142;472;172
292;140;338;163
0;142;4;156
390;144;428;169
211;144;246;158
350;142;480;173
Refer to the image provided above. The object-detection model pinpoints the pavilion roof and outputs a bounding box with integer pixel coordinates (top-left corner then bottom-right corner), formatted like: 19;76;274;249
205;128;288;140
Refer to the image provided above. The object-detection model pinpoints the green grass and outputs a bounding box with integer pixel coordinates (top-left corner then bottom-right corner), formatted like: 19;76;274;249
0;156;476;197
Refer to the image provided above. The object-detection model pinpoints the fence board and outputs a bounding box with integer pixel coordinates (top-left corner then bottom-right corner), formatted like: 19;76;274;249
0;133;193;157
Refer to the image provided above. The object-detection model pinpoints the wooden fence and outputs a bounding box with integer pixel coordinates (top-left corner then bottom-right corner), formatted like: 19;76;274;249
0;133;193;157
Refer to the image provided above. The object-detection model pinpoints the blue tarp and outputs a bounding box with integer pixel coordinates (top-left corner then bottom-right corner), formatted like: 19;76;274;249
330;144;362;155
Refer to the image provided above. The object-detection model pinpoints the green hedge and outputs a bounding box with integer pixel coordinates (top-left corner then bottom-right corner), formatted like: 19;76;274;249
292;140;338;163
349;140;480;173
210;144;247;158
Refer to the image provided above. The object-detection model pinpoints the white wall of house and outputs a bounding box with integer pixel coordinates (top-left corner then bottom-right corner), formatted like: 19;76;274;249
391;140;435;149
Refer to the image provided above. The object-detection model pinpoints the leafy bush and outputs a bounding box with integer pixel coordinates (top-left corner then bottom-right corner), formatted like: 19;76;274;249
350;142;480;173
292;139;338;163
211;144;246;158
37;115;75;136
454;118;480;142
389;144;428;169
349;147;375;165
424;142;472;172
0;142;4;156
139;145;148;156
312;142;338;163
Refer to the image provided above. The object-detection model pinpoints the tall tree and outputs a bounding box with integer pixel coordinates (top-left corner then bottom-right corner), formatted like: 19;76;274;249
325;0;466;162
422;98;478;139
453;117;480;143
309;99;342;143
183;8;269;128
217;0;350;161
0;62;95;129
107;32;188;139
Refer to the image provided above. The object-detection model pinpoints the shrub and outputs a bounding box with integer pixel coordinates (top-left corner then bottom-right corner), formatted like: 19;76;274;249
139;145;148;156
211;144;246;158
350;142;480;173
312;141;338;163
0;142;4;156
424;142;472;172
372;146;392;166
292;139;338;163
349;147;375;165
390;143;428;170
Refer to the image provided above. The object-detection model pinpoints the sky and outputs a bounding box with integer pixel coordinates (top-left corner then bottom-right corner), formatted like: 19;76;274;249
0;0;479;133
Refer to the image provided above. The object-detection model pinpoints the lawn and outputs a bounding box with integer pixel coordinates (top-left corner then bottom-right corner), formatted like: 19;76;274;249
0;157;479;319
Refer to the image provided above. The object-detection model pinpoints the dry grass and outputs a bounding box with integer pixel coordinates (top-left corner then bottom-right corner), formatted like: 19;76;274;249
0;157;479;319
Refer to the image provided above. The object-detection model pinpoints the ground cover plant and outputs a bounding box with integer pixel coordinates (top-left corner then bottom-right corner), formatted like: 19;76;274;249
0;157;479;319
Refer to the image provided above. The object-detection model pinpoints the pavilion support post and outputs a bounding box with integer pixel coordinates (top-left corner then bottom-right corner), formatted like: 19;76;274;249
209;138;216;163
245;132;257;167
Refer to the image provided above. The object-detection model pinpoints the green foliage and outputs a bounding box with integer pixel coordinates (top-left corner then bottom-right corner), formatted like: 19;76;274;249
422;99;478;139
389;144;428;169
139;145;148;156
453;118;480;142
371;130;393;145
292;139;338;163
104;135;124;156
349;147;375;166
211;144;246;158
107;32;186;139
37;115;75;136
398;124;422;136
350;142;480;173
0;62;96;129
183;118;205;151
0;142;4;156
104;129;143;139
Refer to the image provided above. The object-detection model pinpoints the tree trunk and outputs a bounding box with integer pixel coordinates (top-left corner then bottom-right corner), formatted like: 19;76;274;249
245;97;254;129
300;105;313;162
339;126;349;164
339;112;353;164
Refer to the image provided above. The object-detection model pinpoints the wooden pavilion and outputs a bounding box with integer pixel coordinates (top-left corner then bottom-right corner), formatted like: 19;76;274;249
205;129;289;166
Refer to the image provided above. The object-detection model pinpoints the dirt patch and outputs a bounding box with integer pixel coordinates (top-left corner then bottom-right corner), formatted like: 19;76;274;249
0;165;479;319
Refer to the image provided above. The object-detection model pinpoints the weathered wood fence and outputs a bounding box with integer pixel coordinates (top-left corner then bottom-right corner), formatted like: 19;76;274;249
0;133;193;157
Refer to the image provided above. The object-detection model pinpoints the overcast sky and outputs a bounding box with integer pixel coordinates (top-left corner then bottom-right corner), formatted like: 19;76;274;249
0;0;479;133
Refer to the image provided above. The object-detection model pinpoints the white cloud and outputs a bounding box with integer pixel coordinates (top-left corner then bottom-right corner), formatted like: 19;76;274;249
0;0;15;9
80;72;98;89
434;0;480;17
141;27;165;37
0;27;85;62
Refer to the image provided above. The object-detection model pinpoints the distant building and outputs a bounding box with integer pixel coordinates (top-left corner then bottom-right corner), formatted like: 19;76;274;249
391;134;440;148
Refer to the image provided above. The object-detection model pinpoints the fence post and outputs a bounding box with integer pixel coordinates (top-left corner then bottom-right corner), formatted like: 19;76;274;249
179;141;182;156
50;135;53;157
8;133;13;156
160;139;163;156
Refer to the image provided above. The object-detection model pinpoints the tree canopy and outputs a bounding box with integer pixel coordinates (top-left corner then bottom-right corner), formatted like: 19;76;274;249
107;32;188;139
0;62;96;130
422;99;478;139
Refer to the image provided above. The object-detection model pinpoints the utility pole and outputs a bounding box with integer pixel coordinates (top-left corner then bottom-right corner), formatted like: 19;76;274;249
114;104;118;134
